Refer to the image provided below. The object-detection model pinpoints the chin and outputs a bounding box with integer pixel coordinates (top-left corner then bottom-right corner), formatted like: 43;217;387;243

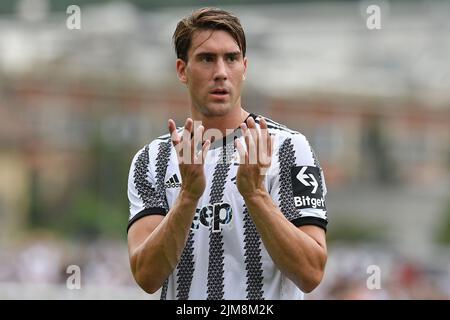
200;103;232;117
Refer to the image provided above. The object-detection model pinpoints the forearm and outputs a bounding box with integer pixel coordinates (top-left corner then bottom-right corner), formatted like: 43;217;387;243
132;190;199;293
243;190;327;292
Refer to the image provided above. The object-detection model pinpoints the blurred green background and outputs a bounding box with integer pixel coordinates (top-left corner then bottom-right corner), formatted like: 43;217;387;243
0;0;449;299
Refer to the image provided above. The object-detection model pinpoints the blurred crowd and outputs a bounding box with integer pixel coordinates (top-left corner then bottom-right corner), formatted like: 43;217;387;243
310;244;450;300
0;237;135;288
1;238;448;299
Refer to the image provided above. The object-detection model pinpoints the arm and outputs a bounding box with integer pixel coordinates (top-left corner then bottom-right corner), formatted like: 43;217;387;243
128;190;201;294
127;118;210;294
235;117;327;293
242;191;327;293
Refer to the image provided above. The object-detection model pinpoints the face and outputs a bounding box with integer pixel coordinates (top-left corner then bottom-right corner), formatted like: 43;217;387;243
176;30;247;117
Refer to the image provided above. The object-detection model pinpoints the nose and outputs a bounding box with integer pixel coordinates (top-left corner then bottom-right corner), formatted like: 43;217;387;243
213;58;227;82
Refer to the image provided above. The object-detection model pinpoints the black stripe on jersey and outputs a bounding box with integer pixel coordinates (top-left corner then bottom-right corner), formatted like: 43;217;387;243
132;143;171;214
155;140;172;300
176;232;195;299
154;141;171;211
127;207;166;232
206;143;234;300
291;216;328;231
133;145;155;208
278;138;302;221
131;144;169;231
160;278;169;300
242;206;264;299
266;123;297;134
264;117;297;133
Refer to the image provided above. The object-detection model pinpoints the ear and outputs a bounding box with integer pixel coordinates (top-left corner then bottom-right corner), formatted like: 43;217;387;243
176;58;188;84
242;56;248;81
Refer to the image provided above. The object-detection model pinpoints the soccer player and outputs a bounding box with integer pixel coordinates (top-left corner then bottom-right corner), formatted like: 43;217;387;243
127;7;328;300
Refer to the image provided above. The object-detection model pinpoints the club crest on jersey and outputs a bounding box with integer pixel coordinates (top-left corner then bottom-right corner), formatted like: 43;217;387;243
191;203;233;232
290;166;326;210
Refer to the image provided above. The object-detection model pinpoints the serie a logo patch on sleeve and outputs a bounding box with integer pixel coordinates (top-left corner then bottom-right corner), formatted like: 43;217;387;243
290;166;326;210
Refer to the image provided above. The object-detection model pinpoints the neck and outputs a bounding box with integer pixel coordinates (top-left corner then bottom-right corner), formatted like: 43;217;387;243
191;103;249;136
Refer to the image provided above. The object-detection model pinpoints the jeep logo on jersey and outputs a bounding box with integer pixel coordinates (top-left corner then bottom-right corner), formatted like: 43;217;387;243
191;203;232;232
290;166;326;210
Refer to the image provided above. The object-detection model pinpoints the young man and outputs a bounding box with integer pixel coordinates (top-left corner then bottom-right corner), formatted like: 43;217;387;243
127;7;328;300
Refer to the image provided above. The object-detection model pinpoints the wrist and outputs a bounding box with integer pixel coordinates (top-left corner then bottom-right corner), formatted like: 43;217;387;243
179;188;202;203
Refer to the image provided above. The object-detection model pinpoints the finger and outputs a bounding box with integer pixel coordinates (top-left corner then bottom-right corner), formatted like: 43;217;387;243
246;116;256;129
268;134;274;159
168;119;176;134
244;118;258;165
168;119;180;147
259;116;268;131
262;118;271;158
246;116;258;140
193;124;204;148
240;122;249;155
240;122;252;164
246;128;257;165
180;118;194;164
246;117;259;156
258;117;270;166
240;122;248;139
193;125;204;164
260;117;270;149
235;138;247;165
180;118;193;145
169;120;184;162
244;128;250;155
180;118;192;143
200;139;211;163
184;118;193;134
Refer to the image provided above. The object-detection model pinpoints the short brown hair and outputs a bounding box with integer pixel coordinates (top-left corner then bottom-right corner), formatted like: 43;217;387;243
172;7;246;62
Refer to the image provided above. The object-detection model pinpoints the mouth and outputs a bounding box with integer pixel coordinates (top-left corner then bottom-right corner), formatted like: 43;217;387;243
209;88;230;99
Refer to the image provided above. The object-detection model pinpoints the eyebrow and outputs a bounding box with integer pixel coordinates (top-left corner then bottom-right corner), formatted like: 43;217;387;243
225;52;241;58
195;51;242;58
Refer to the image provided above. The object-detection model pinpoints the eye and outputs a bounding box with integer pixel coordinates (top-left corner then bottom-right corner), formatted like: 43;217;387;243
227;55;237;62
201;55;214;63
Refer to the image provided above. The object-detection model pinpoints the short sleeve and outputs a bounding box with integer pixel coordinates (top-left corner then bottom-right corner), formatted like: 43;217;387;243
268;134;328;231
127;144;168;232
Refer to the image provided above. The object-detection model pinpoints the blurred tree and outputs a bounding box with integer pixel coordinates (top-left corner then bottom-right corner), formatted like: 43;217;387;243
361;114;398;185
28;169;43;228
26;118;134;241
326;216;387;244
436;199;450;245
61;122;132;240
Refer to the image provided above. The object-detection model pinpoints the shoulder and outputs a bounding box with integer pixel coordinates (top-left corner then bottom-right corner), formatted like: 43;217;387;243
255;115;299;135
255;115;310;149
131;131;176;165
255;115;320;166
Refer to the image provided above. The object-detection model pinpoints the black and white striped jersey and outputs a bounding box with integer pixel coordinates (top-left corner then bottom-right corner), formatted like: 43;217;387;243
127;114;328;300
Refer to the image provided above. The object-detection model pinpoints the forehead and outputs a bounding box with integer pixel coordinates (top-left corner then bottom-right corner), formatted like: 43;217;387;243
189;29;241;56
